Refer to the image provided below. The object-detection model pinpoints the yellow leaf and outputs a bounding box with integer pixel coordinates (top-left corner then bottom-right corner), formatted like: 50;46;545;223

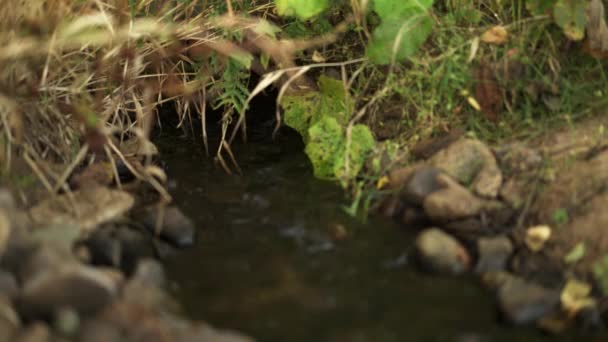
561;279;596;317
525;225;551;252
377;176;390;189
481;26;509;45
466;96;481;111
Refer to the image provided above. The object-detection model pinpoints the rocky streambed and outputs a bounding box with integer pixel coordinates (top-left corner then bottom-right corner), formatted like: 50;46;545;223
0;116;606;341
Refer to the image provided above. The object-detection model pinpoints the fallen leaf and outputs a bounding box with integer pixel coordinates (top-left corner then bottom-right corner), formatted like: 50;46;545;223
474;62;502;122
525;225;551;252
564;242;586;264
312;50;326;63
561;279;596;318
377;175;390;189
481;26;508;45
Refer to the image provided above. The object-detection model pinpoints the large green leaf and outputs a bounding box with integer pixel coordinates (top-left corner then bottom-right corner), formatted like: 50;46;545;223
367;0;435;64
274;0;329;20
553;0;587;41
525;0;557;15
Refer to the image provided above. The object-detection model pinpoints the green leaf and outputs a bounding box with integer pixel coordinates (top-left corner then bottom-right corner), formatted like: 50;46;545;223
593;255;608;295
274;0;329;20
553;0;587;41
305;117;345;178
333;125;376;188
564;242;586;264
525;0;557;15
367;0;435;64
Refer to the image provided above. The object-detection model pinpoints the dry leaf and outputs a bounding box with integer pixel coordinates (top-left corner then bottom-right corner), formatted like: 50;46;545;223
312;50;326;62
481;26;508;45
561;279;596;317
525;225;552;252
474;62;502;122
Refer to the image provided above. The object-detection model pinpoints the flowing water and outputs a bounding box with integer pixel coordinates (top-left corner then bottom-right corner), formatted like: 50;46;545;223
157;125;553;341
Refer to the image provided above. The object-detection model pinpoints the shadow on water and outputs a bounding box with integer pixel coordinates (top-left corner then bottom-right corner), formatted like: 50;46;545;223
156;121;562;342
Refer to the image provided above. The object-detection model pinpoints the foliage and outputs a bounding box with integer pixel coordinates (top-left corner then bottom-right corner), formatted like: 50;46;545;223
305;116;345;178
366;0;435;64
593;255;608;295
282;75;375;185
274;0;329;20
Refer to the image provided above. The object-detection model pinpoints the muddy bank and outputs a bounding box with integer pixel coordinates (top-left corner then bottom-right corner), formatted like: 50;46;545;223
377;115;608;334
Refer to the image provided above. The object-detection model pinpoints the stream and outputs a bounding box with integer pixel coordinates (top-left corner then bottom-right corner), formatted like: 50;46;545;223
156;124;554;341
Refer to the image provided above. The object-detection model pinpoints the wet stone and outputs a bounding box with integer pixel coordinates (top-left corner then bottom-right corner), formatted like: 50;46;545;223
80;227;122;268
139;206;196;248
17;264;119;319
401;166;445;205
29;186;134;235
132;259;166;289
510;249;565;288
0;270;18;298
497;275;561;325
415;228;470;275
19;244;77;283
31;224;80;253
78;319;124;342
401;206;429;227
422;174;485;222
430;138;503;198
15;322;50;342
475;236;514;273
115;227;155;275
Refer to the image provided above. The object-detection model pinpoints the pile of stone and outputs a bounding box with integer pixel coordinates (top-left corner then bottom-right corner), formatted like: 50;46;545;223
0;186;252;342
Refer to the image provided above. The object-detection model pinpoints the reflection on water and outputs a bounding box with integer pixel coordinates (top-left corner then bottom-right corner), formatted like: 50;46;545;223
158;127;554;342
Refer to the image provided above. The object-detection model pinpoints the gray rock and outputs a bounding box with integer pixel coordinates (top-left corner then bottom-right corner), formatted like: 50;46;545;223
14;322;50;342
422;174;485;222
29;186;134;235
17;264;119;319
19;244;77;283
0;270;18;298
430;138;502;198
122;260;175;312
0;295;20;330
475;236;513;273
401;166;445;205
80;227;122;268
497;275;561;325
415;228;470;275
115;227;155;275
31;224;80;253
78;319;124;342
132;259;166;289
443;218;486;236
0;317;18;342
139;206;196;248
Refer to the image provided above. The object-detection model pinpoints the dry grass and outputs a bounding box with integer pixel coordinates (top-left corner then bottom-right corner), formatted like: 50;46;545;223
0;0;313;201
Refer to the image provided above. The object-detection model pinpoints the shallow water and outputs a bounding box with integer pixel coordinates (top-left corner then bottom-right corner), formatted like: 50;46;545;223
158;127;558;341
